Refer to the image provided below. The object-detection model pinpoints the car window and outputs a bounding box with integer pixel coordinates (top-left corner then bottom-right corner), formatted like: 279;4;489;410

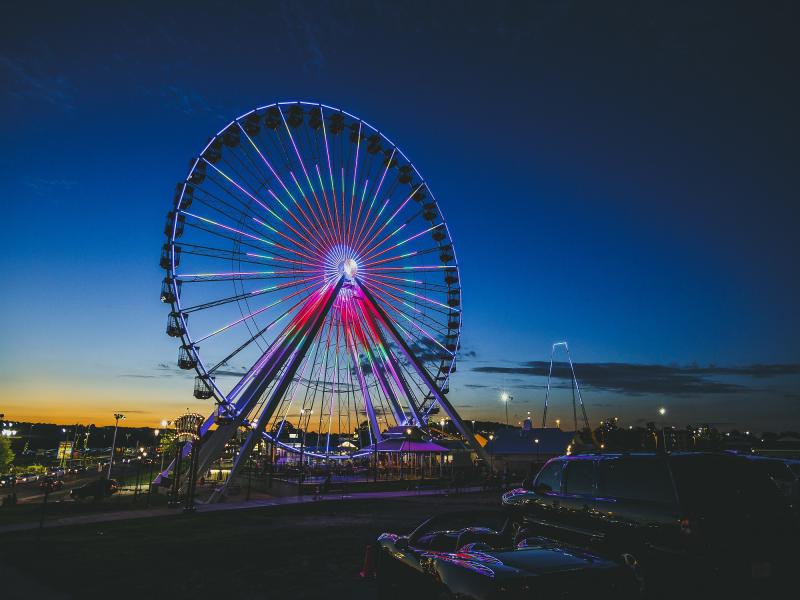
535;460;564;494
598;457;675;504
564;460;594;496
753;460;793;481
669;455;785;515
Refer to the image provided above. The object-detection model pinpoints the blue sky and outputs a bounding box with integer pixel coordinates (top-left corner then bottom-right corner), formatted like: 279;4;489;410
0;1;798;429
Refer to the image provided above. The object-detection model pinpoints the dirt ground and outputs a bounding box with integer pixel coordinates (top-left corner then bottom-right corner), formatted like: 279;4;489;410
0;491;500;599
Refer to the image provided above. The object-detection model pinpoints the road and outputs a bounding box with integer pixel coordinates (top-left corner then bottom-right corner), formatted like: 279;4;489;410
6;462;156;504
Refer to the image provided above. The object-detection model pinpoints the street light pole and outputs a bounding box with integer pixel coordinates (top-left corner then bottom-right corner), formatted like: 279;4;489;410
658;407;667;450
501;393;513;427
60;427;68;468
107;413;125;479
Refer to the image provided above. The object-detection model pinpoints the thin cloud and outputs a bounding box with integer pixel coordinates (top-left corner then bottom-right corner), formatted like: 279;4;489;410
470;362;800;396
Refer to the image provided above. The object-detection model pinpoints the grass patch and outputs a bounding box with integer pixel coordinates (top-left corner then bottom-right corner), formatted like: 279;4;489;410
0;492;499;599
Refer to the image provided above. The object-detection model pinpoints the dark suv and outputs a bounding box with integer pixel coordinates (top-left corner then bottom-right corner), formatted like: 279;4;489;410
502;452;795;597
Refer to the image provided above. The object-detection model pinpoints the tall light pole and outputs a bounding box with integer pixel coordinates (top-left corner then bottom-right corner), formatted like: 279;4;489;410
60;427;68;468
107;413;125;479
501;393;513;427
83;424;94;467
658;407;667;450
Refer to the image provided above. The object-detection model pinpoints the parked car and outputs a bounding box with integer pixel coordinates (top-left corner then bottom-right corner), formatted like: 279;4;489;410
40;477;64;492
70;478;118;501
0;474;16;488
17;472;40;483
48;467;66;478
744;455;799;508
365;510;639;599
503;452;795;597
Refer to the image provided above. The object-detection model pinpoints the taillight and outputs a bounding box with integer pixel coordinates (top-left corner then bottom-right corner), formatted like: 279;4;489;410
680;517;693;535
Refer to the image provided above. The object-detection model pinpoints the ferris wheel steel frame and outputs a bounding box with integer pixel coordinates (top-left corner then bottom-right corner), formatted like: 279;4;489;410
159;101;488;498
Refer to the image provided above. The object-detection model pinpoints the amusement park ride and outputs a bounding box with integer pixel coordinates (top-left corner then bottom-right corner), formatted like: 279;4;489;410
159;102;489;501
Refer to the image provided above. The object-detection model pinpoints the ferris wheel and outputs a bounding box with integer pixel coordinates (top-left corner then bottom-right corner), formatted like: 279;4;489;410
160;101;487;490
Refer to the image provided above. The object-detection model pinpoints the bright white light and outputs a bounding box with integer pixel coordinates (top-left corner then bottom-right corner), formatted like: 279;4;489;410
161;419;168;427
343;258;358;278
501;392;509;402
658;407;666;416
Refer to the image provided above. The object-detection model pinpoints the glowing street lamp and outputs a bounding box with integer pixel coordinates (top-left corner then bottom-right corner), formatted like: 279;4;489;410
657;408;667;450
500;392;513;427
108;413;125;479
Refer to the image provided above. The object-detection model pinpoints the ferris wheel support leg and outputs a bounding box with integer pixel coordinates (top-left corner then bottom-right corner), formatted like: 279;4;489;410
357;280;493;470
209;277;344;503
361;304;425;428
358;305;419;427
346;332;383;444
374;362;408;425
193;287;340;486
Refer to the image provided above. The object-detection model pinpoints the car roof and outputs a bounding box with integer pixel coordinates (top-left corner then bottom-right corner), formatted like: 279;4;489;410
555;451;752;462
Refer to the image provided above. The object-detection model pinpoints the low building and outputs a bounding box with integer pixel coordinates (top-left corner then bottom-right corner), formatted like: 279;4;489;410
484;426;580;476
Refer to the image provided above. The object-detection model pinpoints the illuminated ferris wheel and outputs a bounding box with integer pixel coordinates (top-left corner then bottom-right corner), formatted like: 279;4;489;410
160;101;487;491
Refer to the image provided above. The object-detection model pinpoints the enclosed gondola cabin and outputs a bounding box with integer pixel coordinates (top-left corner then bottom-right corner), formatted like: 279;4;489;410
160;278;181;303
178;345;197;370
166;312;187;337
193;375;214;399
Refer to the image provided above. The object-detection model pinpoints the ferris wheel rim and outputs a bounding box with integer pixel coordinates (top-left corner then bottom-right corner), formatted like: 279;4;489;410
163;100;463;448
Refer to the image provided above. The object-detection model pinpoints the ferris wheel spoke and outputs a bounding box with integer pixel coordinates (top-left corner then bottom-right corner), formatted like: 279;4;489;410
198;172;327;257
179;244;312;271
183;219;323;270
204;291;314;376
344;306;382;441
193;279;325;343
179;270;318;283
187;192;320;263
180;275;324;314
186;194;319;263
351;148;395;250
237;122;329;249
352;299;408;424
360;222;444;264
364;287;452;366
318;106;345;244
365;288;451;343
268;128;335;254
277;107;336;246
206;154;325;255
361;271;450;293
362;276;457;314
354;183;424;257
344;121;363;249
361;245;445;270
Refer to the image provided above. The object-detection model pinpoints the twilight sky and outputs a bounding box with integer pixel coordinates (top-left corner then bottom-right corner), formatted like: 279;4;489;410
1;1;798;430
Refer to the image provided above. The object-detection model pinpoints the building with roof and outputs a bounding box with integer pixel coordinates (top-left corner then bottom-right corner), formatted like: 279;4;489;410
484;424;581;475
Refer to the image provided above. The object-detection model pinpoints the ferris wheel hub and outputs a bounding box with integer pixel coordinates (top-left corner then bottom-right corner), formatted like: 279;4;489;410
342;258;358;279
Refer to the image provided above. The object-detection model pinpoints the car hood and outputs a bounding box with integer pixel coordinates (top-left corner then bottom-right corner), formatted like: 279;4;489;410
432;544;616;577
